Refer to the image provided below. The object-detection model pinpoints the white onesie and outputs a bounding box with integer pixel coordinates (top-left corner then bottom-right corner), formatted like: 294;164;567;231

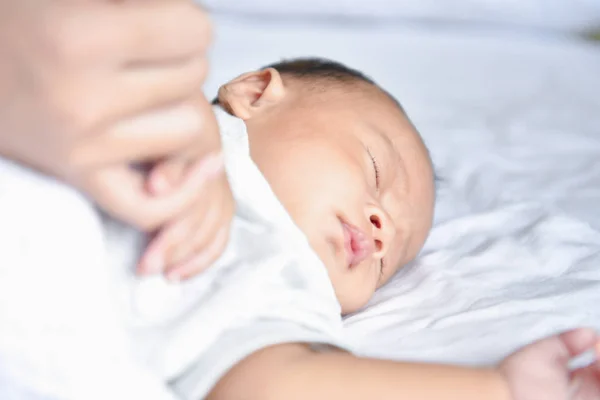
0;107;346;399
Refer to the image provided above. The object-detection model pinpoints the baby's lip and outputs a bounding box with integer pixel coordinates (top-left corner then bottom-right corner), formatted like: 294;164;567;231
342;221;374;268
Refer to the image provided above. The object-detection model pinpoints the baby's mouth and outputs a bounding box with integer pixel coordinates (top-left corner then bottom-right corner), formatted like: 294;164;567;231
341;221;374;268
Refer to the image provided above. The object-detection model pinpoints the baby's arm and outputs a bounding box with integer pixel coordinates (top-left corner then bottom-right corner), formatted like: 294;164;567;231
210;328;600;400
208;343;510;400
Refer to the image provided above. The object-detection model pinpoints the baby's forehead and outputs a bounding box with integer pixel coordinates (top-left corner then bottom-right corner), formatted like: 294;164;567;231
288;79;406;120
294;81;432;183
278;71;423;155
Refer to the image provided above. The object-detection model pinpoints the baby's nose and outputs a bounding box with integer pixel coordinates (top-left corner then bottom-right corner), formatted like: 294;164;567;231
367;206;395;260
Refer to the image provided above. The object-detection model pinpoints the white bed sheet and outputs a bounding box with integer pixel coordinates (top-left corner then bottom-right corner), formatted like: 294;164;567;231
206;17;600;366
204;0;600;33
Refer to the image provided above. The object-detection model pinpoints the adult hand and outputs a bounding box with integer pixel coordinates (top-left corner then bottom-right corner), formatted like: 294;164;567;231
0;0;218;231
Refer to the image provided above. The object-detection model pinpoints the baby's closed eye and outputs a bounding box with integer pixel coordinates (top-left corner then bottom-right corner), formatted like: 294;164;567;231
366;147;380;189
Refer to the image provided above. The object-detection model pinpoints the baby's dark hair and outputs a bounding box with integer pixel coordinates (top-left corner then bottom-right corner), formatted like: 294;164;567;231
262;58;376;85
212;57;403;111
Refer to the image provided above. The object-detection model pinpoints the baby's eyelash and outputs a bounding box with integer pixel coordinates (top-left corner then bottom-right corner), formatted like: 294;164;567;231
367;147;384;279
367;148;380;188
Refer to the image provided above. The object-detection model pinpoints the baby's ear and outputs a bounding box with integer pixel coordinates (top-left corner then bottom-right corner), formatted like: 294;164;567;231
217;68;285;120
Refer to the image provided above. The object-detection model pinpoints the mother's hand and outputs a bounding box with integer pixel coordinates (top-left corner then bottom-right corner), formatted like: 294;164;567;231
0;0;219;230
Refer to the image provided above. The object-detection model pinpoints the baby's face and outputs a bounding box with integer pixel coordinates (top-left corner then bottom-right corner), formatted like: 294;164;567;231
219;72;435;314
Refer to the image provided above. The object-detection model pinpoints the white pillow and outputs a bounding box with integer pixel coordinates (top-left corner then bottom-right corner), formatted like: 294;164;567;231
201;0;600;33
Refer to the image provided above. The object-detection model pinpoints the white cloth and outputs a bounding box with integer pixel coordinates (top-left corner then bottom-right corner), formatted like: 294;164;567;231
0;107;345;399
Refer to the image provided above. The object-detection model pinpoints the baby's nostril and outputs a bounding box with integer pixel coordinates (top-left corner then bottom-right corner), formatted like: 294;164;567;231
370;215;381;229
375;239;383;252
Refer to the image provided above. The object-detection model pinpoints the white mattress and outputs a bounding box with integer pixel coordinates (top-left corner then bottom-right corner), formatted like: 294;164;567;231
206;16;600;366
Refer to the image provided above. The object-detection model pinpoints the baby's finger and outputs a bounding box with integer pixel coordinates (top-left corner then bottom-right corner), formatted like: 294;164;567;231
568;361;600;399
146;158;190;195
140;190;212;274
165;225;230;282
136;196;207;275
137;161;225;273
165;208;218;268
559;329;599;362
167;180;230;267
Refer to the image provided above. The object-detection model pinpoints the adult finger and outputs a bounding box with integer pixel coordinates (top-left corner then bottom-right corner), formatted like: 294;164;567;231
69;56;209;130
56;0;212;65
116;0;212;64
71;99;219;167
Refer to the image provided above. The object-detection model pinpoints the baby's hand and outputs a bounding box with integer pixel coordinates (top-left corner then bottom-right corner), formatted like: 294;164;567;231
499;328;600;400
137;152;235;281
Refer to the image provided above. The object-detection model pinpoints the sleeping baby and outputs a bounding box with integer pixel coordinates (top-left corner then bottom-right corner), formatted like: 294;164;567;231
209;58;436;314
0;58;599;400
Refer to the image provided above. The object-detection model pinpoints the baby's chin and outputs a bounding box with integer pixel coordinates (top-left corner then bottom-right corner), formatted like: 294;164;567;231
339;292;374;315
298;224;377;312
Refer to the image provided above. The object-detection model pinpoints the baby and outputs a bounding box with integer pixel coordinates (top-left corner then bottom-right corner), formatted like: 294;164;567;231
190;58;600;400
212;58;436;314
0;58;598;400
